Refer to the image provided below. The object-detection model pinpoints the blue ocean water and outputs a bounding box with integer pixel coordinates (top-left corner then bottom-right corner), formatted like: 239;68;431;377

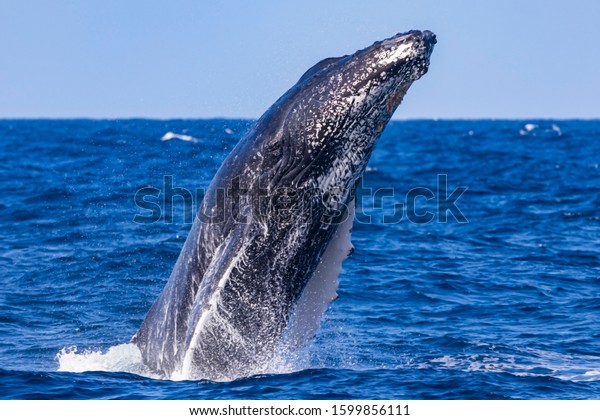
0;119;599;399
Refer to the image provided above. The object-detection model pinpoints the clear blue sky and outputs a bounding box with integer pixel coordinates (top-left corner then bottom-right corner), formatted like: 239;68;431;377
1;0;598;119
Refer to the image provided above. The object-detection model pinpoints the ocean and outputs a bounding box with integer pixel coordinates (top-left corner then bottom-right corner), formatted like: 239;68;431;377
0;119;599;399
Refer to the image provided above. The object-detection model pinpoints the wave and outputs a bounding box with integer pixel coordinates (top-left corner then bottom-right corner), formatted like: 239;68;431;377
56;342;311;382
420;347;600;383
56;344;160;379
160;132;199;143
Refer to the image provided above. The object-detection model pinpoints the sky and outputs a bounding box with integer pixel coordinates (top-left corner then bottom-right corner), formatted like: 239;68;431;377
1;0;598;119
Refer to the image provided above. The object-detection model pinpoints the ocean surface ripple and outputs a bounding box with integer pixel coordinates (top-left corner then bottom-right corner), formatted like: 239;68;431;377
0;119;599;399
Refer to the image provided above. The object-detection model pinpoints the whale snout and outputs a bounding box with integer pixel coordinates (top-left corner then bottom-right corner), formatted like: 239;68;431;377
382;29;437;59
422;30;437;46
422;30;437;58
403;30;437;55
390;29;436;44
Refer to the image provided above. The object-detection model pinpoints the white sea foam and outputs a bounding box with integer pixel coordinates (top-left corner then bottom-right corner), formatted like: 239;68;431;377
520;123;563;137
161;132;199;143
56;342;300;382
551;123;562;136
56;343;160;379
524;123;538;132
424;347;600;382
519;123;539;136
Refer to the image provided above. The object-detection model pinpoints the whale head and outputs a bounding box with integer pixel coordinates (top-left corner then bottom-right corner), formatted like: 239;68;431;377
252;30;436;207
298;29;436;105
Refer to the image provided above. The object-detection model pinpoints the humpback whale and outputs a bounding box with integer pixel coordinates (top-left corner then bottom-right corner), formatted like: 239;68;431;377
133;30;436;381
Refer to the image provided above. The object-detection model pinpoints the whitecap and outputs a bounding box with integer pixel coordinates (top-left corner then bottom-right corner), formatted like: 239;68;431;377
551;123;562;136
423;347;600;383
56;343;159;379
161;132;199;143
524;123;538;132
